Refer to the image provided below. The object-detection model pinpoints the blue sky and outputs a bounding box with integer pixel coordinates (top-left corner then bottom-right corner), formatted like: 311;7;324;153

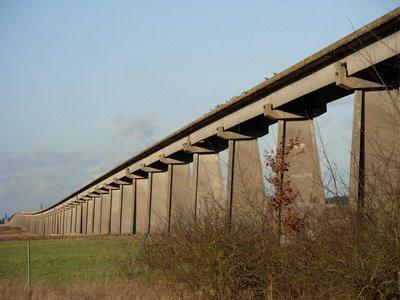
0;1;398;217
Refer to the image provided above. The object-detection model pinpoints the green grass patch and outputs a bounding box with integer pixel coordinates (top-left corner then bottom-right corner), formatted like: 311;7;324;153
0;236;138;285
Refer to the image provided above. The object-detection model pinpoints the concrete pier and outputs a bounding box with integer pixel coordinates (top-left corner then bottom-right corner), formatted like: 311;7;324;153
82;202;88;234
101;193;111;234
226;138;265;226
350;89;400;215
135;179;149;234
120;183;135;234
191;153;224;220
110;188;122;234
93;197;101;234
276;119;325;212
168;164;192;229
87;200;94;235
149;172;168;233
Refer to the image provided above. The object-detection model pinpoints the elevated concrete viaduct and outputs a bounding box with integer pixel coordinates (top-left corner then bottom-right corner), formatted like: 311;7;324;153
7;8;400;235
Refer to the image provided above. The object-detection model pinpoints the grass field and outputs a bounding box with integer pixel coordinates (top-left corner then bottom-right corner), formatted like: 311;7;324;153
0;235;139;285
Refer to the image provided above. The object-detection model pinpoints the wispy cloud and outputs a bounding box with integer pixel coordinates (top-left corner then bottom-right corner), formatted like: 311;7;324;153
0;150;115;217
112;115;157;158
0;114;159;217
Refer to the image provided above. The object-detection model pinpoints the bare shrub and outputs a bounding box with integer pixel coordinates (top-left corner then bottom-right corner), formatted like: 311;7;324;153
135;126;400;298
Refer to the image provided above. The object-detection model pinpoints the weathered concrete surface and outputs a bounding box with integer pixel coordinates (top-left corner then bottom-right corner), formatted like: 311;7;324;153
71;207;76;234
192;153;224;219
277;119;325;213
76;204;82;234
87;200;94;235
66;210;69;234
110;188;122;234
82;202;88;234
135;179;149;234
227;138;265;225
121;183;135;234
93;197;101;234
149;172;168;233
168;164;192;229
101;193;111;234
350;89;400;215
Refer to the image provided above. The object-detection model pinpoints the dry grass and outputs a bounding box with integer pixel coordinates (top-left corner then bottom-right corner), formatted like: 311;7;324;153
0;280;192;300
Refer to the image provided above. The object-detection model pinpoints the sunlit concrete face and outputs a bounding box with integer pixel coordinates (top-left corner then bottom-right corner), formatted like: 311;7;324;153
135;179;149;234
227;138;265;226
149;172;168;233
110;189;122;234
192;153;224;220
87;200;94;235
82;203;88;234
168;164;192;229
277;119;325;214
350;89;400;216
76;204;82;234
101;193;111;234
93;197;101;234
120;183;135;234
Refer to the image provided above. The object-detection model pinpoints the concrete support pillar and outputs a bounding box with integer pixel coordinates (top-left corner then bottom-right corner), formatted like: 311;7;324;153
191;153;224;220
82;201;88;234
135;179;149;234
71;207;76;234
110;188;122;234
349;89;400;216
61;211;64;235
42;217;45;235
149;172;168;233
101;193;111;234
87;199;94;234
167;164;192;230
69;208;73;234
55;214;58;234
60;211;64;235
93;197;102;234
76;203;82;234
121;183;135;234
64;211;67;235
276;119;325;211
226;138;265;227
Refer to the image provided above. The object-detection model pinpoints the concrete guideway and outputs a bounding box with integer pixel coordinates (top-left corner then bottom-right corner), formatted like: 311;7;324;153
7;8;400;235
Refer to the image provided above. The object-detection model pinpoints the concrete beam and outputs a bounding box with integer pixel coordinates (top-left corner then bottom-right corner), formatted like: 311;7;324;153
102;183;119;191
216;126;253;140
335;62;387;91
183;142;215;154
125;169;147;180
